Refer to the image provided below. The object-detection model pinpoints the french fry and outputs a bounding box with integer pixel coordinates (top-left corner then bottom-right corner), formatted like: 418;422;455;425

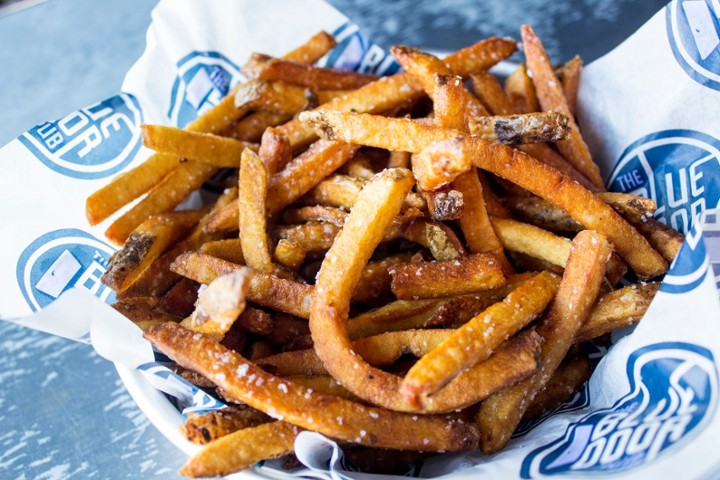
490;216;571;268
222;111;294;142
259;126;293;176
521;25;604;188
401;271;560;406
157;277;199;318
171;252;313;318
400;219;465;260
102;210;205;292
146;322;481;451
558;55;582;118
422;186;464;221
523;354;591;420
300;111;667;278
281;30;337;64
577;282;660;343
476;230;611;453
179;421;298;478
111;297;178;331
238;149;273;273
181;405;271;445
632;217;684;263
236;307;274;336
141;124;257;168
505;195;583;234
468;111;570;145
181;270;250;340
253;58;379;90
298;174;365;209
505;63;539;114
281;205;347;226
273;221;340;252
235;80;347;115
199;238;245;264
389;253;506;299
273;239;307;271
352;254;413;304
388;150;411;169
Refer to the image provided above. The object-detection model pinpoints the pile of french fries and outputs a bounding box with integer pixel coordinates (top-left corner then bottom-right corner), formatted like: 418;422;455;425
87;27;683;477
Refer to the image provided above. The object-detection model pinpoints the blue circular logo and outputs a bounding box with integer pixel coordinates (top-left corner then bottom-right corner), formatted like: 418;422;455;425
168;51;241;128
18;94;143;179
608;129;720;234
322;22;400;75
667;0;720;90
16;229;117;311
521;342;717;478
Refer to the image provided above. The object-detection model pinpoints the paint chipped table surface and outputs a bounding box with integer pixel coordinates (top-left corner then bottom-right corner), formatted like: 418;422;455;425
0;0;666;478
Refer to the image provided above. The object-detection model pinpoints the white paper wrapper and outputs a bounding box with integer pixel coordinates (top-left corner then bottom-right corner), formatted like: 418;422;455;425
2;0;720;478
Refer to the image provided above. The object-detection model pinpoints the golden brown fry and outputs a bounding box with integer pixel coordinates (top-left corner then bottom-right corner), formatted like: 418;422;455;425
523;354;591;420
505;195;583;234
411;136;472;191
236;307;274;336
341;156;377;181
388;150;411;169
490;216;571;268
401;271;560;406
180;421;298;478
352;254;413;304
577;282;660;343
302;111;666;278
267;140;360;214
181;405;271;445
422;186;464;221
111;297;178;331
199;238;245;264
298;174;364;209
522;25;604;188
235;80;347;115
146;322;480;451
400;218;465;260
281;205;347;226
222;111;294;142
468;111;569;145
157;277;200;318
254;58;379;90
471;71;513;116
102;210;204;292
171;252;313;318
181;270;250;340
238;149;273;273
273;221;340;252
259;126;293;176
141;124;257;168
389;253;506;300
558;55;582;118
476;230;611;453
104;161;217;246
632;218;684;263
278;37;517;150
598;192;657;223
86;153;179;226
505;63;539;114
282;31;337;64
273;239;306;271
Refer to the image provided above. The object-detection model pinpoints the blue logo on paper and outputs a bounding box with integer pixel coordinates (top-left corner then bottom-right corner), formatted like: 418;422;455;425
608;129;720;234
321;22;400;76
16;229;116;311
520;343;717;478
168;51;241;128
700;209;720;291
661;214;711;294
19;94;143;179
667;0;720;90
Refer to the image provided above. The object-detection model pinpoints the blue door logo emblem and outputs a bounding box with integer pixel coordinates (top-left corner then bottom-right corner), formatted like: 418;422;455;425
16;229;117;311
19;94;143;180
608;129;720;234
520;343;717;478
322;22;400;76
667;0;720;90
168;51;241;128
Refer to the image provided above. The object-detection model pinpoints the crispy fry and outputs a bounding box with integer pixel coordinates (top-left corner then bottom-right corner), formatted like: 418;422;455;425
400;219;465;260
254;58;379;90
401;271;560;406
181;270;250;340
490;216;571;268
181;405;271;445
282;31;337;64
235;80;346;115
274;221;340;252
558;55;582;117
238;149;273;273
273;239;306;271
199;238;245;264
389;253;506;299
505;195;583;234
522;25;603;188
281;205;347;226
505;63;539;114
157;278;199;318
236;307;274;336
171;252;313;318
422;186;464;221
352;254;413;304
222;111;294;142
468;111;569;145
146;322;480;451
388;150;411;169
577;282;660;343
523;354;591;420
102;210;205;292
476;230;611;453
111;297;178;331
141;124;257;168
180;421;298;478
259;127;293;176
632;217;684;263
299;174;365;209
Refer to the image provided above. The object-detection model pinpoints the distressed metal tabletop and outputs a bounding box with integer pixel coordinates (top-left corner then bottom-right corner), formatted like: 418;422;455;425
0;1;667;478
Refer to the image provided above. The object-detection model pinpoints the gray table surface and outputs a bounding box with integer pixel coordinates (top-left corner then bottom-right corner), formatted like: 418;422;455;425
0;1;667;478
